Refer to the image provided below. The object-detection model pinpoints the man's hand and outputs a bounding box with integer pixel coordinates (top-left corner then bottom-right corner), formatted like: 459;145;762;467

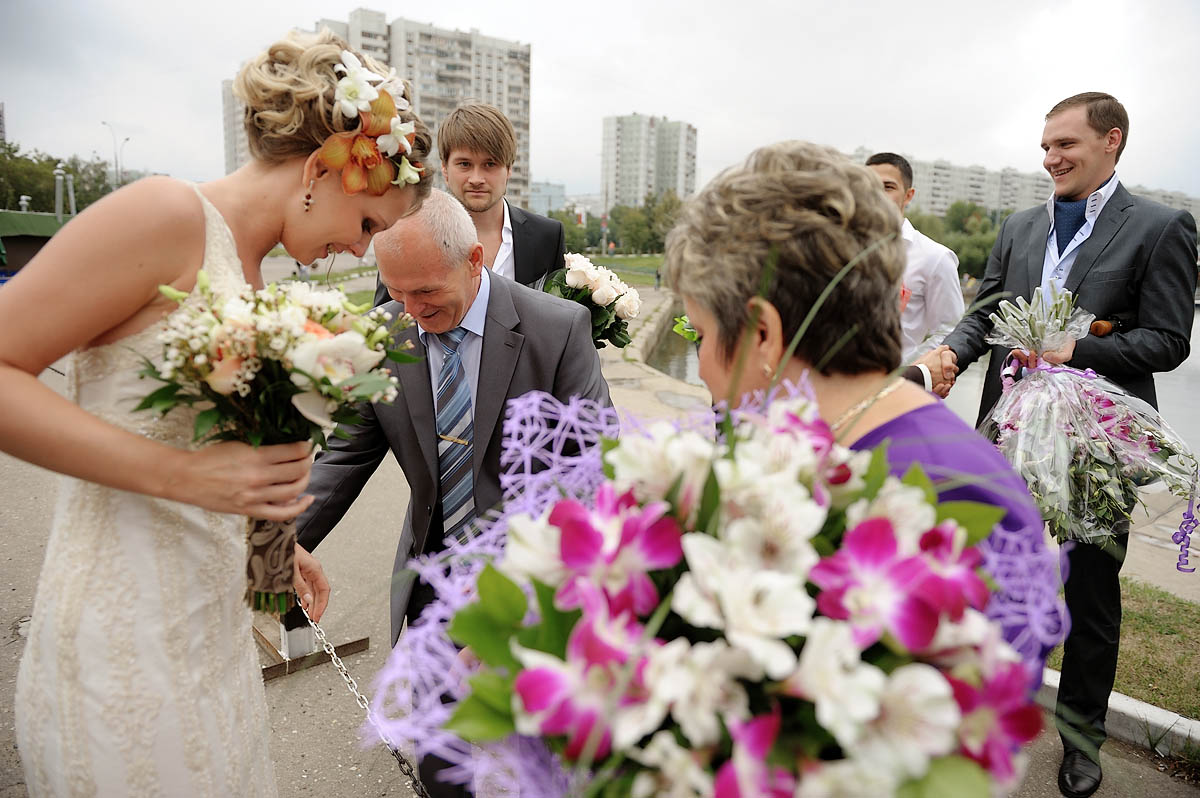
293;543;330;622
914;345;959;397
1010;336;1076;369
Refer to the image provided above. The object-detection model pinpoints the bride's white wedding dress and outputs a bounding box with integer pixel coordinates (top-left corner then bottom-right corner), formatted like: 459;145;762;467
15;185;278;797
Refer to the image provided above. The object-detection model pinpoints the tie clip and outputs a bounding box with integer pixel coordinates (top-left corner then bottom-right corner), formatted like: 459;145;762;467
439;434;469;445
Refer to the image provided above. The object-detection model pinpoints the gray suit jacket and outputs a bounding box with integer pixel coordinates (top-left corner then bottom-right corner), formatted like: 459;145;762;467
944;183;1197;426
297;276;611;644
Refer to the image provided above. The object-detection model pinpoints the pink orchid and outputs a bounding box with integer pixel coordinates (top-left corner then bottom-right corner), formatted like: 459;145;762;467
809;518;941;651
512;587;657;760
552;484;683;617
918;522;990;622
714;707;796;798
947;660;1042;788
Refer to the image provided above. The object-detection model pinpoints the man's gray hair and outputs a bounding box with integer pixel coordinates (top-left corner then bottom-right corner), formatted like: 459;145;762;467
413;188;479;267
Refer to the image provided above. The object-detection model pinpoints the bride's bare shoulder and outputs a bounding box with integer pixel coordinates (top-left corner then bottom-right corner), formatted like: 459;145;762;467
86;176;206;242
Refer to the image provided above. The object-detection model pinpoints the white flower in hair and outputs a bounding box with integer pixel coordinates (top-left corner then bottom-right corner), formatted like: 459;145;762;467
333;50;382;117
378;118;415;157
377;67;412;111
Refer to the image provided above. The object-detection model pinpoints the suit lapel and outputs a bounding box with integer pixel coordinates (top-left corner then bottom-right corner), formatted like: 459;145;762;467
1064;186;1134;293
473;278;523;477
508;202;536;286
396;325;439;482
1025;209;1051;297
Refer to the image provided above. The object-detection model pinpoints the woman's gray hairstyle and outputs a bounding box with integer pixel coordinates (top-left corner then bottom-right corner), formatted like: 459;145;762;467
663;140;906;375
413;189;480;267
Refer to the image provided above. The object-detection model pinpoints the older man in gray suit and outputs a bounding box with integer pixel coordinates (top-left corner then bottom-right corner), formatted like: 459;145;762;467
943;92;1197;798
296;189;610;641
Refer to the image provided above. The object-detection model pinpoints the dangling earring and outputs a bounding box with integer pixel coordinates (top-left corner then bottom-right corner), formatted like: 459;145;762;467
761;361;773;378
303;179;315;212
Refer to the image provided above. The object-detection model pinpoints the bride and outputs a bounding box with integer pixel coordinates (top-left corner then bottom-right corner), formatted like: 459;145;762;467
3;30;431;797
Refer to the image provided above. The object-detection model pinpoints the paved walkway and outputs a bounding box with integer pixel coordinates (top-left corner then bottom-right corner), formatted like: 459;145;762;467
1;284;1196;796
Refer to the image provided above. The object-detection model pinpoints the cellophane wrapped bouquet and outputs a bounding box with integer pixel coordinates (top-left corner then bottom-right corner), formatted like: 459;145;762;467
978;286;1197;547
372;387;1067;797
543;253;641;349
137;272;417;611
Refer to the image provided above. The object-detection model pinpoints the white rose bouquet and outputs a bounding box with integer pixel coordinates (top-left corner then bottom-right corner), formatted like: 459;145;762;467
543;253;641;349
136;271;417;612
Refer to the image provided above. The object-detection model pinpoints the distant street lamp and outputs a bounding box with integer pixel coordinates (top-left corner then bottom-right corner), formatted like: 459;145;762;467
101;121;131;188
118;136;131;184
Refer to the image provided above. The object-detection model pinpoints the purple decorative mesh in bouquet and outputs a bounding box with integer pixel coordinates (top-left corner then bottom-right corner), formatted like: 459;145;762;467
978;286;1198;564
372;386;1067;796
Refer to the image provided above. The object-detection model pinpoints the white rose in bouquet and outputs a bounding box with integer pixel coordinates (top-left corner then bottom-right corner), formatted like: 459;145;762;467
615;291;642;320
591;280;620;307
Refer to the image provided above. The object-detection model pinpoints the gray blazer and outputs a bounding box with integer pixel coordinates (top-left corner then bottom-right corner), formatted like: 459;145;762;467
297;275;611;644
944;184;1197;426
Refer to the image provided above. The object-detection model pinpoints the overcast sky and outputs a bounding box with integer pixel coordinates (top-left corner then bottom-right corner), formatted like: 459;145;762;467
3;0;1198;200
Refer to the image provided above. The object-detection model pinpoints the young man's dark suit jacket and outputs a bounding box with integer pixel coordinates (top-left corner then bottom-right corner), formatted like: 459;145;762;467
298;276;610;646
942;182;1197;756
944;183;1197;425
372;202;565;306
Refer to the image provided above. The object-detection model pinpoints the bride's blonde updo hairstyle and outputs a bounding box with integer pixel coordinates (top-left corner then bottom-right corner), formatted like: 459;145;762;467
234;29;433;201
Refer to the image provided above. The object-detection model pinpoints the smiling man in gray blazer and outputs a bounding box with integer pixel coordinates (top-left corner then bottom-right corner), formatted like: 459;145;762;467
943;92;1197;798
296;189;610;648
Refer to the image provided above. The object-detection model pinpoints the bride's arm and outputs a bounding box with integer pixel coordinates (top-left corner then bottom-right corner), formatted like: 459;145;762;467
0;178;312;521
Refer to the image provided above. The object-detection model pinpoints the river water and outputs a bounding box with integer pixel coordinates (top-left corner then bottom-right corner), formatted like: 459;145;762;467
647;309;1200;455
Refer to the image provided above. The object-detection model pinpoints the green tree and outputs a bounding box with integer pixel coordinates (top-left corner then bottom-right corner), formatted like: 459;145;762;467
608;204;651;253
906;207;945;241
646;190;682;253
585;215;603;249
0;141;113;213
944;201;991;235
548;209;586;253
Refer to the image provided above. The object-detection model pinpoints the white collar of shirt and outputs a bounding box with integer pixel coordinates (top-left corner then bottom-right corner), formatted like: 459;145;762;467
901;216;917;243
1040;173;1120;292
417;269;490;409
490;199;516;281
1043;173;1120;251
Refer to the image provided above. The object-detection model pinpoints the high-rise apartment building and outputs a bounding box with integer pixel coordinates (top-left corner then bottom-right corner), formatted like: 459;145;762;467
601;113;696;212
852;146;1199;219
528;181;565;216
221;81;250;176
222;8;533;207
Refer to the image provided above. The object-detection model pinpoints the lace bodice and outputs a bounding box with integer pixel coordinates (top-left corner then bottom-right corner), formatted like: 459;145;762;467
68;186;249;446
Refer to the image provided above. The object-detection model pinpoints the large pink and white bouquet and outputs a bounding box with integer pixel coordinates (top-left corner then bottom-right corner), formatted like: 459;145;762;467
374;389;1065;797
137;272;417;611
979;286;1197;552
543;253;641;349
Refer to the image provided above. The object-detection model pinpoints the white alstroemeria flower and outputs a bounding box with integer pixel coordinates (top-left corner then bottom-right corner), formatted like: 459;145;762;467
796;756;900;798
857;664;960;780
333;51;382;117
496;510;565;588
291;390;339;427
392;156;422;186
606;422;715;518
647;638;761;747
289;331;384;388
614;290;641;320
629;731;714;798
844;477;937;555
377;118;415;157
722;513;821;578
376;67;412;111
924;608;1023;677
673;533;812;678
783;617;886;748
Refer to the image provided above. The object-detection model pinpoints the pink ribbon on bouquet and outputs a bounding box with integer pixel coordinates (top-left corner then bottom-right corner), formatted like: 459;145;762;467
999;354;1099;392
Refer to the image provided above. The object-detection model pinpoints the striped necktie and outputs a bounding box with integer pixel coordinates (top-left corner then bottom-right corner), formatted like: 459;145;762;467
434;327;475;543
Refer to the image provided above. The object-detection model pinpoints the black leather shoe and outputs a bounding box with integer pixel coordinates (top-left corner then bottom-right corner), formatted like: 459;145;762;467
1058;749;1102;798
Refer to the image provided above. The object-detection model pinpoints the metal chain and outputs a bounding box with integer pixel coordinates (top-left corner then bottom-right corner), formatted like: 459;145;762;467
298;603;432;798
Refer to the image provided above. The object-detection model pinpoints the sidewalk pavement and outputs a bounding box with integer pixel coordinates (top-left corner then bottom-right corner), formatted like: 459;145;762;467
1;285;1196;796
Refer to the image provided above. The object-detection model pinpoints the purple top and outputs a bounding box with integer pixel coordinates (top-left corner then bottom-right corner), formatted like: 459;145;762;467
851;401;1043;536
851;401;1067;670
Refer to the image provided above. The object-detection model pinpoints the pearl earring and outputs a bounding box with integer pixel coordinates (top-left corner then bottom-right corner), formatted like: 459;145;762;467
761;362;773;377
303;179;315;212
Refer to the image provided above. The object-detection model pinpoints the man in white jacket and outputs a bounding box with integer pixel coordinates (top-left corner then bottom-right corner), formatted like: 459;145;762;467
867;152;965;362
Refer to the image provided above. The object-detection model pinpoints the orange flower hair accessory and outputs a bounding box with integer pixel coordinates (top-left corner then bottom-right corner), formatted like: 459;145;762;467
319;51;423;196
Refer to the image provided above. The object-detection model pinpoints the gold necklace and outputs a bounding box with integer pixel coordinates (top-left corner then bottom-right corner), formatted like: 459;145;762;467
830;377;904;433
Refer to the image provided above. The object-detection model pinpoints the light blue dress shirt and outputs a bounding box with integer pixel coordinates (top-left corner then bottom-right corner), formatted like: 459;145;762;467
1040;173;1120;294
417;267;490;412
